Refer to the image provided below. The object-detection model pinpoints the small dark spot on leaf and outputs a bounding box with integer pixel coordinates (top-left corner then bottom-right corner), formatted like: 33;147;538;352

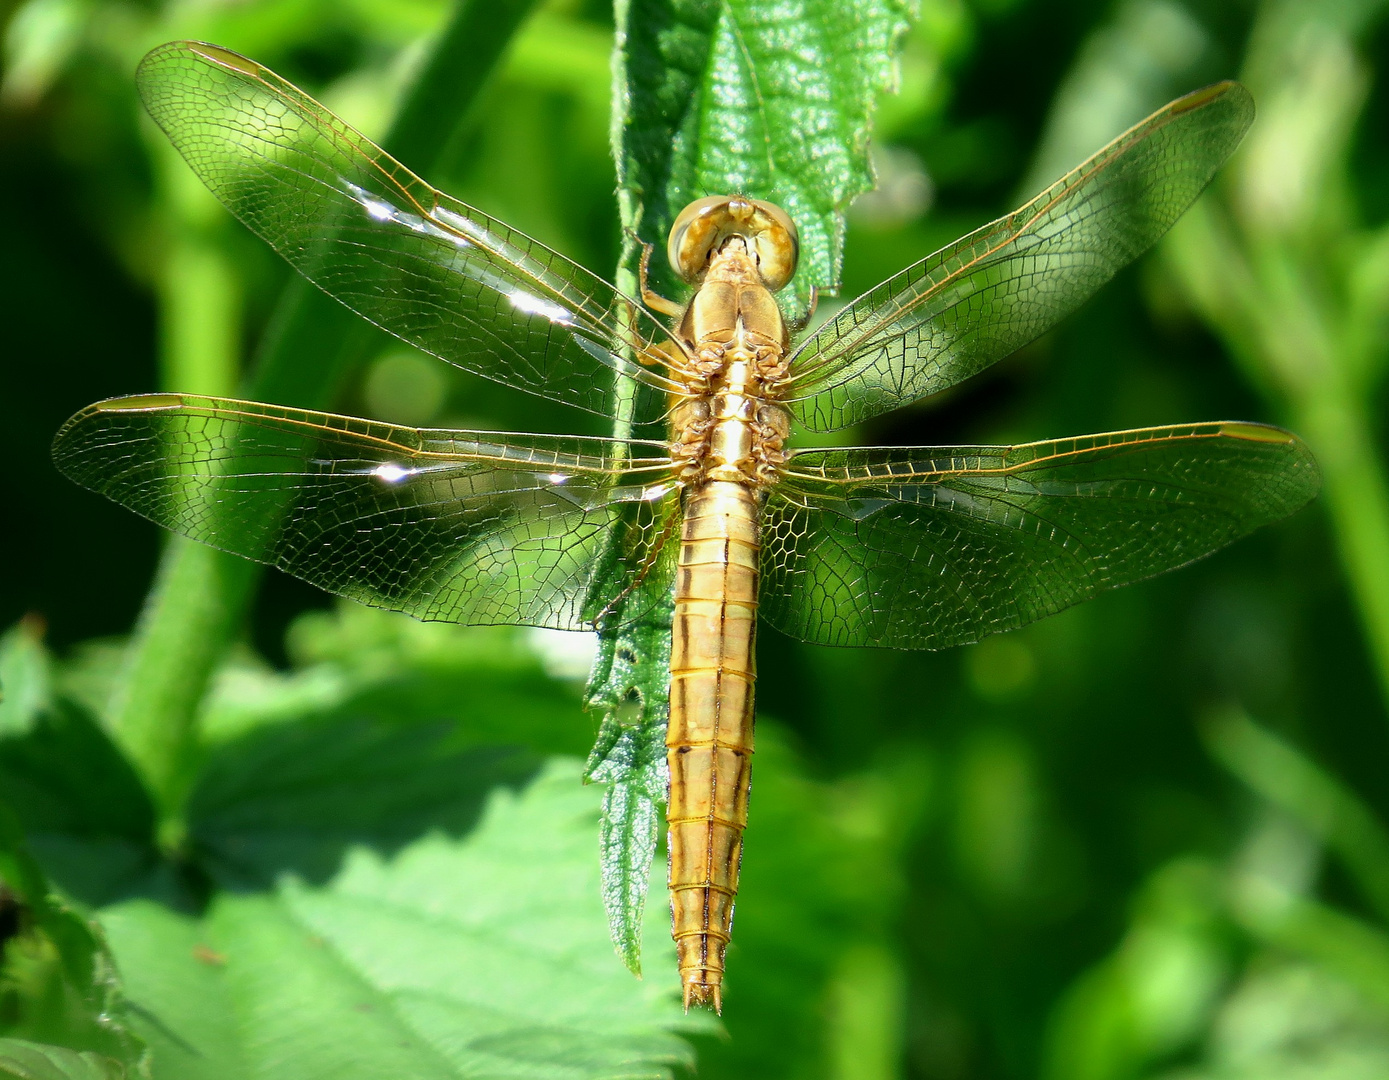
192;944;227;966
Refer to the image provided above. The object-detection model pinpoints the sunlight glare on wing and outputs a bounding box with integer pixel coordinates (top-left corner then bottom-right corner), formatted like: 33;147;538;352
340;179;476;251
548;473;571;485
641;481;677;502
373;462;410;484
508;289;576;327
433;206;495;245
341;179;404;225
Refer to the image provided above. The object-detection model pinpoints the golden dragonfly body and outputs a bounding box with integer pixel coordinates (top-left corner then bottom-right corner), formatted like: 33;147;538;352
54;42;1322;1012
665;213;797;1009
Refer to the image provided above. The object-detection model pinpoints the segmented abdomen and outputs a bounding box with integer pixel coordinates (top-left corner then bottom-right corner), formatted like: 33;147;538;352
667;478;759;1012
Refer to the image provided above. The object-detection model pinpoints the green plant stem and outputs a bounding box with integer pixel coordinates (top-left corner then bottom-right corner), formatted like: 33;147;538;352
1295;388;1389;692
156;139;241;397
112;0;540;824
109;543;258;824
1164;205;1389;715
1206;709;1389;922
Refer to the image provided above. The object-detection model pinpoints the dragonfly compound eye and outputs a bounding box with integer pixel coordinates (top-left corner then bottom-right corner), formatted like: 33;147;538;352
667;196;800;291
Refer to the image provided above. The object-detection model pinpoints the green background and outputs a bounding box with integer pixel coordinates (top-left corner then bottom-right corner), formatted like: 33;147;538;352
4;0;1389;1077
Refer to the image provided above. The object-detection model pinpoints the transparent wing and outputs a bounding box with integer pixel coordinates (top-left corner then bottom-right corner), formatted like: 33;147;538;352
137;41;684;425
761;423;1319;648
52;395;682;631
785;83;1254;432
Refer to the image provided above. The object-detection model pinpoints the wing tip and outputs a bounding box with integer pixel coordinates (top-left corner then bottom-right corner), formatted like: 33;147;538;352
1172;79;1251;115
1216;421;1296;444
1216;421;1322;495
138;40;261;85
182;41;262;77
94;394;187;414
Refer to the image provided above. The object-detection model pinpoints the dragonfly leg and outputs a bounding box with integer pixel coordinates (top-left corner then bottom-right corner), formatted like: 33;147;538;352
632;231;686;319
784;285;820;333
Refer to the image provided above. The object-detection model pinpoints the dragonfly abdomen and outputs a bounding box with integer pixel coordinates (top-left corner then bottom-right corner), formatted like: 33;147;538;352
667;478;760;1013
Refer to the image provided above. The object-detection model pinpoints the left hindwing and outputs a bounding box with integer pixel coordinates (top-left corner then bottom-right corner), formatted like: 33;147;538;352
52;395;682;632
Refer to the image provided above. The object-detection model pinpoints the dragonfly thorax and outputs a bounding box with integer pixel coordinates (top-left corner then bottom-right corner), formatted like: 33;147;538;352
670;239;791;486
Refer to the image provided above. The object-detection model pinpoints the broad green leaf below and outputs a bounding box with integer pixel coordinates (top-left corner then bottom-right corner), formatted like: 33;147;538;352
0;649;160;909
100;761;706;1080
0;1039;127;1080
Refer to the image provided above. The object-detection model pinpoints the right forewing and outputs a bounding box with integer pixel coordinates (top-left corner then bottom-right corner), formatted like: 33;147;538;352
784;83;1254;432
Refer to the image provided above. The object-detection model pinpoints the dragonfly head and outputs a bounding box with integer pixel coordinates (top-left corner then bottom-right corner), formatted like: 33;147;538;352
667;196;799;292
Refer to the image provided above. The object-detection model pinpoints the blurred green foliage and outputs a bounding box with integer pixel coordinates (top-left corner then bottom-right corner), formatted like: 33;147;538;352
2;0;1389;1077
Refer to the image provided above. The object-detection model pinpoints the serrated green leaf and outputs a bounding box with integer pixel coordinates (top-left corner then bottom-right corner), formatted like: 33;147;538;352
581;556;673;978
100;761;703;1080
0;1039;127;1080
613;0;917;315
597;0;915;986
583;597;673;975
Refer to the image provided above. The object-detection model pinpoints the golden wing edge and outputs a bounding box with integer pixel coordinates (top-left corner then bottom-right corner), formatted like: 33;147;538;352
62;393;676;473
783;421;1319;492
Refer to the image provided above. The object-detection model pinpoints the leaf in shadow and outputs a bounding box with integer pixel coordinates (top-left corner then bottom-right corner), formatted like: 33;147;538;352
188;619;597;890
189;710;539;890
0;699;160;909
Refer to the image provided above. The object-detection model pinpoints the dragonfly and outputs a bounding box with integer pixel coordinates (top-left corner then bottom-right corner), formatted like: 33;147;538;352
53;41;1320;1012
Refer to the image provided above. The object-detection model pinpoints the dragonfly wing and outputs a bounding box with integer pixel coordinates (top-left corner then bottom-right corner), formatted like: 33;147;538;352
52;395;682;631
761;424;1319;648
137;41;683;425
784;83;1254;432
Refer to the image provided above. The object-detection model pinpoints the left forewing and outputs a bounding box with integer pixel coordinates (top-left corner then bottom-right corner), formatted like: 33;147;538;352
760;423;1320;648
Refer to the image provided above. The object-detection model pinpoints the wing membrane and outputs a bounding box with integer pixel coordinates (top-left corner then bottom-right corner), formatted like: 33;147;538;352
52;395;681;631
761;423;1319;648
137;41;683;424
785;83;1254;431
